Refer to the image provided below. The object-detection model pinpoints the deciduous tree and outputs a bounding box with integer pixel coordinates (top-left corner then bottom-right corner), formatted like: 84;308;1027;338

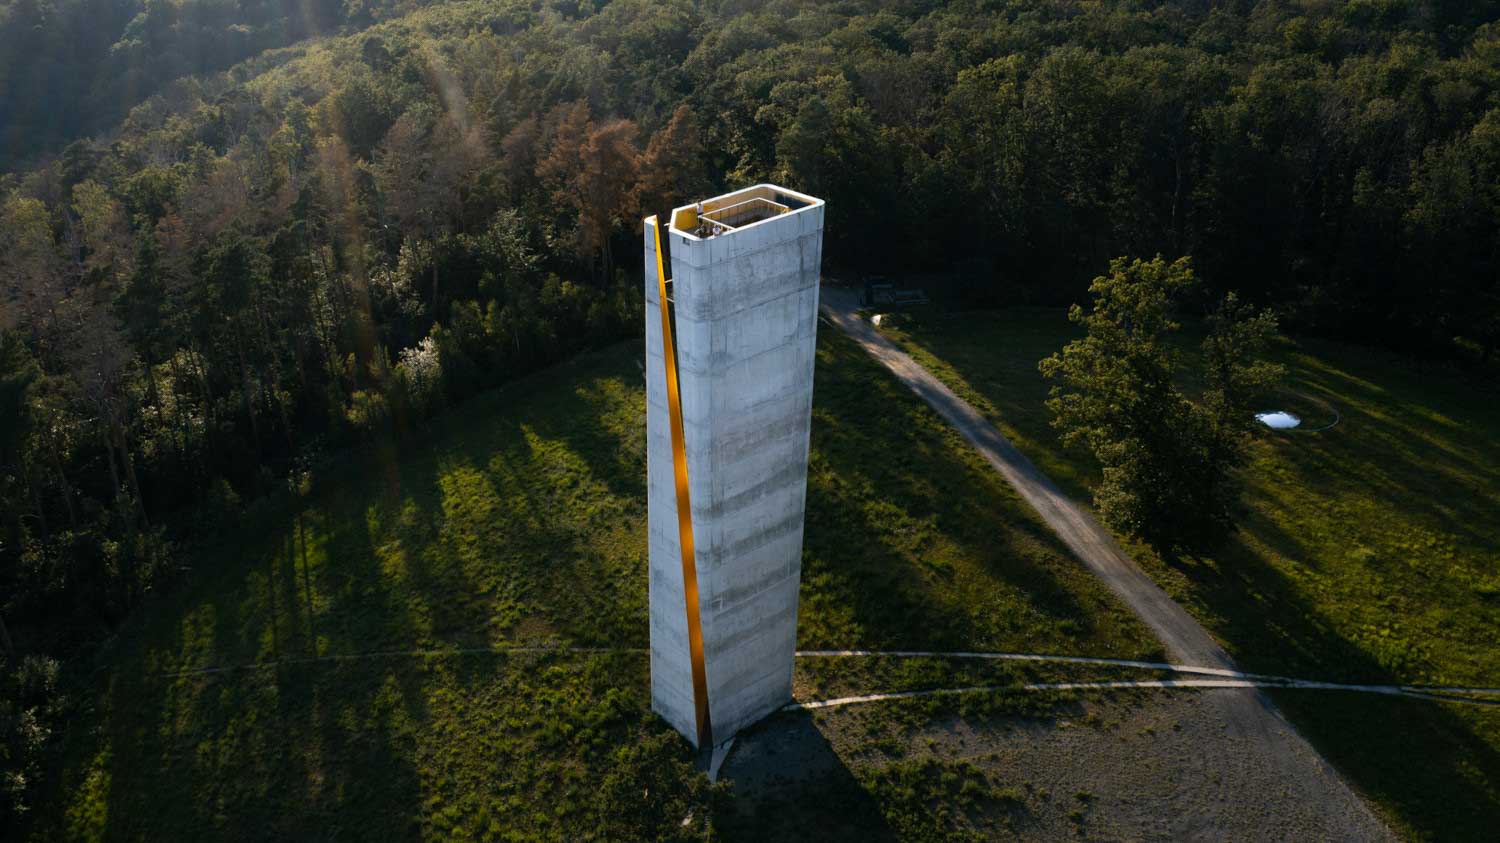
1041;256;1282;549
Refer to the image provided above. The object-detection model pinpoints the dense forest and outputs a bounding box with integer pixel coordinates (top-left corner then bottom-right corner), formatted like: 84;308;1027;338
2;0;1498;828
0;0;433;167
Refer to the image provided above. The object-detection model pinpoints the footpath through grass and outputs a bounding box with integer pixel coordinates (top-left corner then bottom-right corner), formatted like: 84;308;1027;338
881;306;1500;840
39;330;1157;840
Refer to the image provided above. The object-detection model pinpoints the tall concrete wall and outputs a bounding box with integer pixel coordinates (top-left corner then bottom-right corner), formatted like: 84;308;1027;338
646;185;825;747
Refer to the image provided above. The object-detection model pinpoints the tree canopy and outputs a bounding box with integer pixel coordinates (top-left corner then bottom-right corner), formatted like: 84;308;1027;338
1041;256;1283;549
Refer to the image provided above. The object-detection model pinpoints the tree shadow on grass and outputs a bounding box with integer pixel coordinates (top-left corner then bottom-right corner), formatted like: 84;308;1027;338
1159;536;1500;838
401;350;649;644
38;345;681;834
82;465;440;838
83;647;427;840
1276;351;1500;552
65;349;659;840
1119;342;1500;836
385;397;648;648
1273;689;1500;839
883;310;1500;837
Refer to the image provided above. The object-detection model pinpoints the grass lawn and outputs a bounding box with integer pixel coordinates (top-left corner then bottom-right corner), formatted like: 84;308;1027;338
37;329;1158;840
880;305;1500;840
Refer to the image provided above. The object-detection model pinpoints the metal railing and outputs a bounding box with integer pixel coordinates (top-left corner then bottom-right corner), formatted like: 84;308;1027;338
700;197;789;233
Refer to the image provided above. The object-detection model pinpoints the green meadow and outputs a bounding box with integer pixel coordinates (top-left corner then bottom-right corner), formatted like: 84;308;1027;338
39;331;1158;840
881;306;1500;840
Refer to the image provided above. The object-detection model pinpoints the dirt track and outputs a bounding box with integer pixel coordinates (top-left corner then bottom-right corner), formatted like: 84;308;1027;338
767;287;1395;839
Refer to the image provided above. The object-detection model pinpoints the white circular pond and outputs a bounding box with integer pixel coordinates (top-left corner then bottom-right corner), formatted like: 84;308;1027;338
1256;411;1302;430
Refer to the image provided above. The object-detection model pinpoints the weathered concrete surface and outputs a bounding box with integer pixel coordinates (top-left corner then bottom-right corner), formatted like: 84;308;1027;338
647;186;825;746
817;286;1393;839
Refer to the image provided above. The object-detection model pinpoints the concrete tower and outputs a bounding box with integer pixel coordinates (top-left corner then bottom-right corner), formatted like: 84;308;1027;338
645;185;825;748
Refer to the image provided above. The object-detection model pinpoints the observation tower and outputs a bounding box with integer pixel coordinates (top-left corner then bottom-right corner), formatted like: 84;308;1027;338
644;185;826;748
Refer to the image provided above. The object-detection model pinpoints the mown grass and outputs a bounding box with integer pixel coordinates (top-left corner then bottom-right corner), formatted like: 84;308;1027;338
881;306;1500;840
37;329;1158;840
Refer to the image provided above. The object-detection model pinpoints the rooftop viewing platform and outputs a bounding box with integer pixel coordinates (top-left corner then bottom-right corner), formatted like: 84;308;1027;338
669;184;820;240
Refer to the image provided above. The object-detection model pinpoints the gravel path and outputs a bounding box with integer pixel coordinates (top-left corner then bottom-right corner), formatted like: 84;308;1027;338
805;287;1394;839
729;692;1386;841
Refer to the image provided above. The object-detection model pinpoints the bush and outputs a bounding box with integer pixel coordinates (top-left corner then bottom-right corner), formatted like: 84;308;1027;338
346;389;391;437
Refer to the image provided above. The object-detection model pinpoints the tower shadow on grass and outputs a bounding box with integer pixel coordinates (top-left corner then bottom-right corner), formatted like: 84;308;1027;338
719;711;899;843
